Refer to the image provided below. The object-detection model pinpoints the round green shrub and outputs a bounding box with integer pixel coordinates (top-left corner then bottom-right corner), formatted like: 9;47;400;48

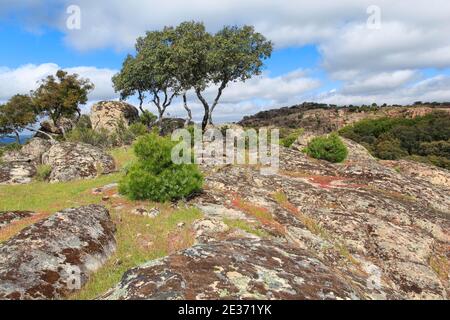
119;133;203;202
305;133;348;163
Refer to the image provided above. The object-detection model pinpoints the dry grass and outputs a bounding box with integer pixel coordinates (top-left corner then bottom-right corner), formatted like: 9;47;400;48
272;190;360;266
71;204;202;300
230;195;286;236
429;254;449;280
0;146;204;300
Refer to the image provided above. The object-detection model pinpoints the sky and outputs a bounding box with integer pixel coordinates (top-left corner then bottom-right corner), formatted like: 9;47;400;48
1;0;450;123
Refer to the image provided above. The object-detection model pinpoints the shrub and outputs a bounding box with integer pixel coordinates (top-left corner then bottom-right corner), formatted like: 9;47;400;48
374;138;408;160
119;133;203;202
280;128;304;148
67;120;149;149
66;126;114;149
339;111;450;169
35;164;52;181
128;122;148;137
139;110;157;127
0;143;22;163
304;133;348;163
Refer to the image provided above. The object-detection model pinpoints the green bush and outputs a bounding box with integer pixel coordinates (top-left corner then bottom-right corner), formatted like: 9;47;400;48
67;120;149;149
339;111;450;169
35;164;52;181
304;133;348;163
280;128;304;148
66;126;114;149
128;122;148;137
119;133;203;202
139;110;157;127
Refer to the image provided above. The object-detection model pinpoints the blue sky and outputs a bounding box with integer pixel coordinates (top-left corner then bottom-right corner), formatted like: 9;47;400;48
1;1;450;122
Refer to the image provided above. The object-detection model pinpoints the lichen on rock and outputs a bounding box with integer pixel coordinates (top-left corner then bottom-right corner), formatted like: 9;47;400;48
0;205;116;300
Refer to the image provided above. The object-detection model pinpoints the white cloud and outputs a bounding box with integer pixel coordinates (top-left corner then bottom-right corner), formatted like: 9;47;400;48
317;74;450;106
2;1;450;117
200;69;320;104
0;63;118;102
340;70;418;95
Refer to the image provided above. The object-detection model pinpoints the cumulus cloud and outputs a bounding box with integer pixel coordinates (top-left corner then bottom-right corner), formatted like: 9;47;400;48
0;63;320;120
2;1;450;113
317;74;450;106
0;63;118;103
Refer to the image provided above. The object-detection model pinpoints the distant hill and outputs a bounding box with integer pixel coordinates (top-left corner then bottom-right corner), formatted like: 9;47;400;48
238;102;450;133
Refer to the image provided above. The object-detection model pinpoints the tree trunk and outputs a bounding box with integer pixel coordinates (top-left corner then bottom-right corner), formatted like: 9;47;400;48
15;131;21;144
138;91;145;114
196;89;210;132
208;81;227;126
183;92;192;127
26;127;56;143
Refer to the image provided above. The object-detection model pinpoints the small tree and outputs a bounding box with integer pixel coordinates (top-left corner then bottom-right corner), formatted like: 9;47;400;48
112;54;148;114
194;24;272;130
171;21;212;127
114;28;180;131
32;70;94;133
119;133;203;202
0;94;37;144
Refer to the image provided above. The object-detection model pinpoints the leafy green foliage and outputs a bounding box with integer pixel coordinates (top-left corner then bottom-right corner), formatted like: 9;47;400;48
305;133;348;163
32;70;94;124
67;117;148;149
139;110;157;127
339;111;450;169
0;95;37;144
35;165;52;182
114;21;273;131
280;128;304;148
119;133;203;202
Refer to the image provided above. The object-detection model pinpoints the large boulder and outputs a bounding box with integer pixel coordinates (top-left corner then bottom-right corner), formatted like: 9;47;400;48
0;162;36;185
0;205;116;300
90;101;139;133
42;142;116;183
101;239;364;300
1;138;52;165
35;118;75;139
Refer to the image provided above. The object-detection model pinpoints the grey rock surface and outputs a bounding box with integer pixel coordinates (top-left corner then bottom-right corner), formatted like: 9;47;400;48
0;205;116;300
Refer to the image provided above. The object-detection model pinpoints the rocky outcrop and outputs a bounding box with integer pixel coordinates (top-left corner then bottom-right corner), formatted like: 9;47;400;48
105;140;449;300
381;159;450;191
101;239;365;300
35;118;75;139
0;211;35;229
239;104;450;134
1;138;52;164
90;101;139;133
0;162;36;185
0;205;116;300
42;142;116;183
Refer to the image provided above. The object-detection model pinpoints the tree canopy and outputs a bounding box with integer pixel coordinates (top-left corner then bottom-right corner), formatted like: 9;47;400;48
0;94;37;144
113;21;273;131
32;70;94;126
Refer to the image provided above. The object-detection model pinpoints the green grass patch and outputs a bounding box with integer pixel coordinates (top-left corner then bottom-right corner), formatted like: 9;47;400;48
223;218;270;238
0;173;121;212
71;206;202;300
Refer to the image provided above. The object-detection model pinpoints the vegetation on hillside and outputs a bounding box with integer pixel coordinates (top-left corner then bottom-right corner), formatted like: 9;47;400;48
339;111;450;169
304;133;348;163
